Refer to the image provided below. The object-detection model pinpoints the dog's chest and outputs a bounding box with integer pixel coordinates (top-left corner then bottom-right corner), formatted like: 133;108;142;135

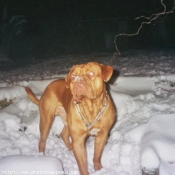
89;128;101;136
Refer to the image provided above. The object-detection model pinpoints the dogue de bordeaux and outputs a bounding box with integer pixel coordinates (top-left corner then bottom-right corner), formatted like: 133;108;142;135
25;62;116;175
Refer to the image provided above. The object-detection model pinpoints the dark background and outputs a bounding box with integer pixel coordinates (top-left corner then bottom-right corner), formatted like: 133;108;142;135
0;0;175;61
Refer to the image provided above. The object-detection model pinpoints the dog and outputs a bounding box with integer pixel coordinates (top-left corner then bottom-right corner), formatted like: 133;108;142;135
25;62;116;175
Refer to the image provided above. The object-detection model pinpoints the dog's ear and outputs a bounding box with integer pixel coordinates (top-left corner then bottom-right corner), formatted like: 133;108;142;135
65;66;75;88
65;74;70;88
100;64;113;82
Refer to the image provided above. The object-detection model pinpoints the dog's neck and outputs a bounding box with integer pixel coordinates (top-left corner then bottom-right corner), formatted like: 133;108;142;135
75;88;107;125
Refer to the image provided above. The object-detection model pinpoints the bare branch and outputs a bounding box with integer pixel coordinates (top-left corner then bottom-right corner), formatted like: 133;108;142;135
113;0;175;60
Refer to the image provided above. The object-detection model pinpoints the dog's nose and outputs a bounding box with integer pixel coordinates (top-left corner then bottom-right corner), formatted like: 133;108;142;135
78;79;84;86
75;76;84;86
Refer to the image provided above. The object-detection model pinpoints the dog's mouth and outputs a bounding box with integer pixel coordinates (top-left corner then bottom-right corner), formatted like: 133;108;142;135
72;82;94;103
73;87;84;103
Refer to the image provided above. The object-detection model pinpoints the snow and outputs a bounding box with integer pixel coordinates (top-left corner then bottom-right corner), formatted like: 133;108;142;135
0;155;63;175
0;50;175;175
125;114;175;172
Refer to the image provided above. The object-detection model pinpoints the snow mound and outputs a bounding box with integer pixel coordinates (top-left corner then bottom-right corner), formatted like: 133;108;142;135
0;86;26;101
125;113;175;173
0;113;21;132
110;90;133;120
0;155;63;175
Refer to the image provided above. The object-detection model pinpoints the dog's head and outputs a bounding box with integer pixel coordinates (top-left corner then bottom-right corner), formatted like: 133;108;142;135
65;62;113;103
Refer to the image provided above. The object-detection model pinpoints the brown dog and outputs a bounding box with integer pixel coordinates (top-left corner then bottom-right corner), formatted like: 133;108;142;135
25;62;115;175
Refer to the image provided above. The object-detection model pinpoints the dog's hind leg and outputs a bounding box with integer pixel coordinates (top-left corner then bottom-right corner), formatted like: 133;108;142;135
39;113;54;153
60;126;72;150
38;100;56;153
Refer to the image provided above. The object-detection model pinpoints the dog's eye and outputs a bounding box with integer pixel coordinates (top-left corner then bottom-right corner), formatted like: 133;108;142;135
87;71;95;77
71;74;76;80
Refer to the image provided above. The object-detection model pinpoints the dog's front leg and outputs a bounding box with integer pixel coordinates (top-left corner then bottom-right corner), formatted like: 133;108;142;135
93;131;108;171
72;134;89;175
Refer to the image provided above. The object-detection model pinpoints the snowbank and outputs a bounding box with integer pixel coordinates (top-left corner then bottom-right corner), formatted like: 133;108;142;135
110;74;175;96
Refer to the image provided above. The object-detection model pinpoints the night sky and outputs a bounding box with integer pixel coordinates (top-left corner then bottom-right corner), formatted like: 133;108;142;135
0;0;175;61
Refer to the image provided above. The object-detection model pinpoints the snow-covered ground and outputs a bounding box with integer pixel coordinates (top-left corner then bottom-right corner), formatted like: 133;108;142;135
0;49;175;175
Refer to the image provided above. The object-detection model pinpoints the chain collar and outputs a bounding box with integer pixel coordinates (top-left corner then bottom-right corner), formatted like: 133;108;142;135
74;92;108;131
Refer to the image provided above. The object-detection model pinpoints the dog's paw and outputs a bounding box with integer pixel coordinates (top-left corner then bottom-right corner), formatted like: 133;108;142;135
94;162;103;171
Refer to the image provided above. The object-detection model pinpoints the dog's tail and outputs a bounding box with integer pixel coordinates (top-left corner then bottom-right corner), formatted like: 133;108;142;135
25;87;40;106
